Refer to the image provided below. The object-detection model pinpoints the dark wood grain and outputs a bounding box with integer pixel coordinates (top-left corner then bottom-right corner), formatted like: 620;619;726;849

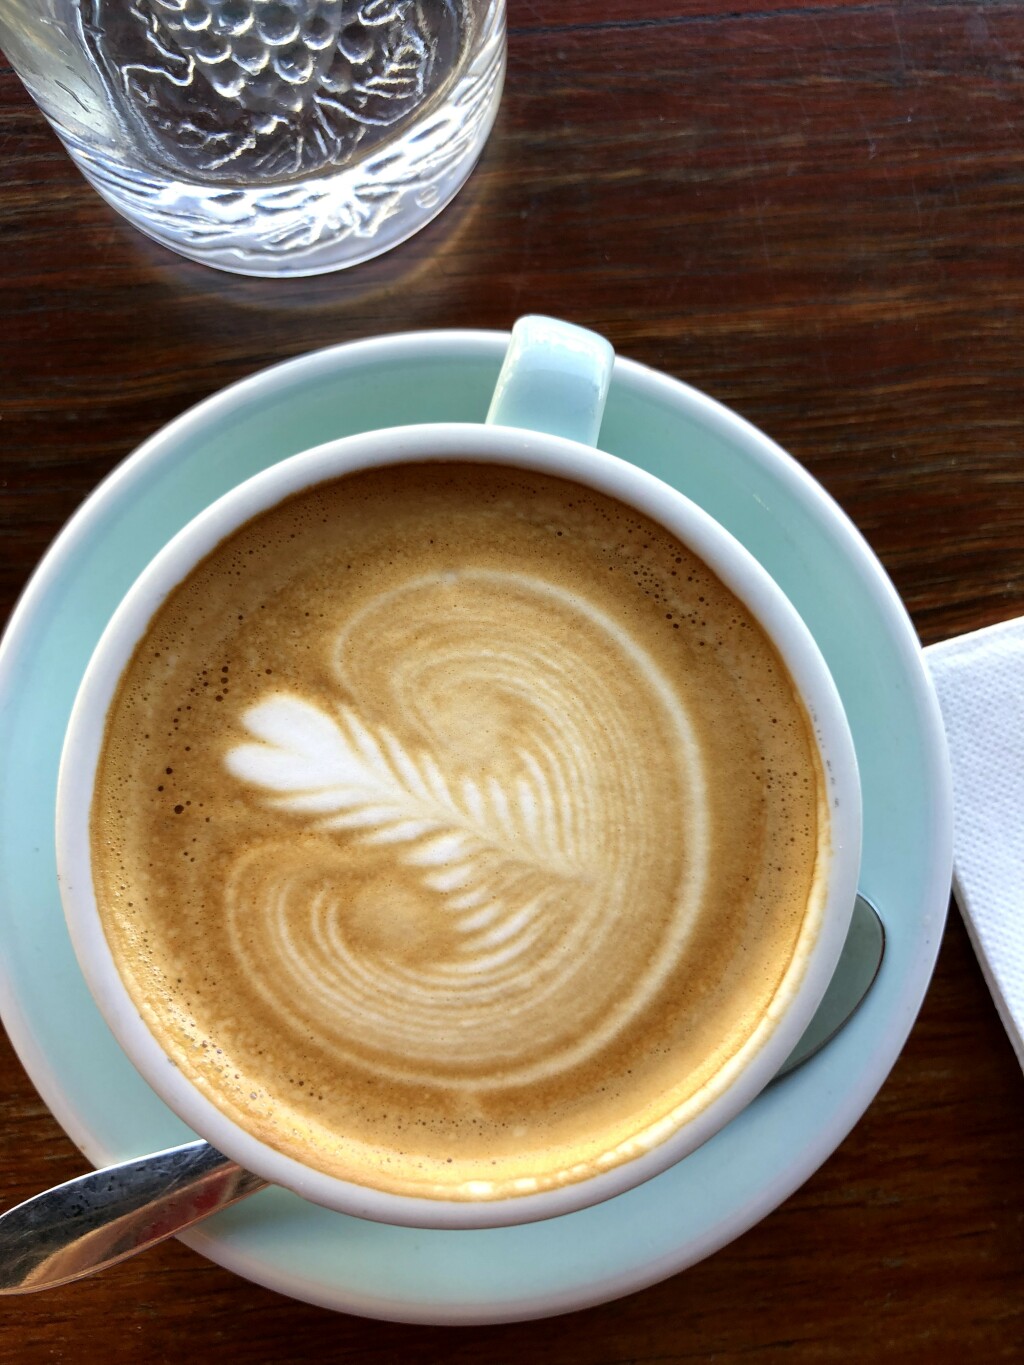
2;2;1023;1359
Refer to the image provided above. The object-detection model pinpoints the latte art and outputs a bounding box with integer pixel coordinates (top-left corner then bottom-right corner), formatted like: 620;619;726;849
223;571;707;1088
91;462;826;1201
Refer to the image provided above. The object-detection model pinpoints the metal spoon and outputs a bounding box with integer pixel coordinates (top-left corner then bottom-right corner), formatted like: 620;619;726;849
0;895;884;1295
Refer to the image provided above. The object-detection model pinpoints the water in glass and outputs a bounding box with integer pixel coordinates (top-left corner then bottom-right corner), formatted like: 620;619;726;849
0;1;506;275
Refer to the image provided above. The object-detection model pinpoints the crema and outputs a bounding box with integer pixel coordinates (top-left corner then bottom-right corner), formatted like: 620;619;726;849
91;462;826;1200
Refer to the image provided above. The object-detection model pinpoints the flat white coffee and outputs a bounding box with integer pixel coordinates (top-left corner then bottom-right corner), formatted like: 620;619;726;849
91;461;827;1200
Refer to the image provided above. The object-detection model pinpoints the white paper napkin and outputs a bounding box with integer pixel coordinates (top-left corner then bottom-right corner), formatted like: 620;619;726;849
926;617;1024;1071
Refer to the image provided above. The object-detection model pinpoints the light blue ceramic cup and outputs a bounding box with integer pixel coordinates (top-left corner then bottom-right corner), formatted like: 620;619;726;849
55;316;861;1231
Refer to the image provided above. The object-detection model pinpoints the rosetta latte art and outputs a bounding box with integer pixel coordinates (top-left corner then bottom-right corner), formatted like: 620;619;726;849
224;570;709;1088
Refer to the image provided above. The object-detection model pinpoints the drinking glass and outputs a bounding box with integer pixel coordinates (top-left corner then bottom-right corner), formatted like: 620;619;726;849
0;1;506;276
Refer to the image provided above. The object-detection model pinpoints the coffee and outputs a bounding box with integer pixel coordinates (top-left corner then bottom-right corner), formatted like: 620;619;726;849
90;461;827;1201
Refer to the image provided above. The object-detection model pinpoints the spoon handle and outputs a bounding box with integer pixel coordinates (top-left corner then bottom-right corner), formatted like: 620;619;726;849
0;1139;266;1293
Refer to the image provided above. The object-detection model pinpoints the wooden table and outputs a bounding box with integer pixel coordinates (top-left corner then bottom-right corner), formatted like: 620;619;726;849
2;3;1022;1359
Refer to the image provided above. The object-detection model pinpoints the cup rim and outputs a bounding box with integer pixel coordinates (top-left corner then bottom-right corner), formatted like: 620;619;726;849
56;421;862;1229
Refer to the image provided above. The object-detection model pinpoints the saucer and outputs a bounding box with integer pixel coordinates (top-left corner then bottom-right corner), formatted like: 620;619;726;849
0;332;952;1323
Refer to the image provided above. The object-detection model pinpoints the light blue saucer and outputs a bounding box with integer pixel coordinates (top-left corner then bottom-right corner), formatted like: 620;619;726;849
0;332;952;1323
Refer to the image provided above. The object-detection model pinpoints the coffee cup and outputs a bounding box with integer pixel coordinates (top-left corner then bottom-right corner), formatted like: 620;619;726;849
57;316;861;1230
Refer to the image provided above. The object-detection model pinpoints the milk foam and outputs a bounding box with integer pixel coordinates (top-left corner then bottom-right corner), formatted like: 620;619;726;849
90;462;823;1201
223;570;707;1087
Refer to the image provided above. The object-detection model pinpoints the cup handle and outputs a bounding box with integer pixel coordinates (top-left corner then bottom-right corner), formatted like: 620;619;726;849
486;316;615;448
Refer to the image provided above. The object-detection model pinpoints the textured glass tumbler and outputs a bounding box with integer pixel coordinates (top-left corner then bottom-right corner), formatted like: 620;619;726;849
0;1;506;276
